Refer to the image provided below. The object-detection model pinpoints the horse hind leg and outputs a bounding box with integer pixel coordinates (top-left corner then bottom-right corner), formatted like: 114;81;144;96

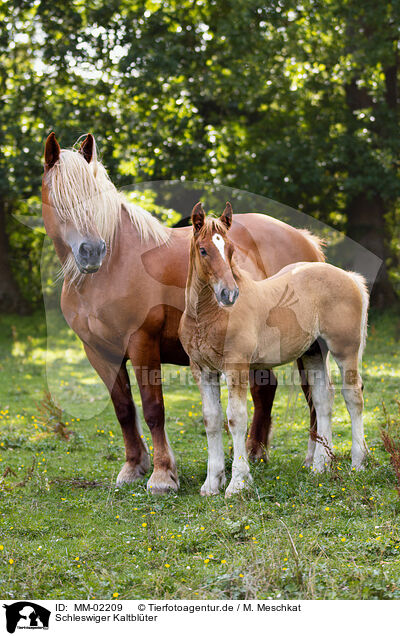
247;370;277;461
334;353;367;470
297;357;317;467
301;345;335;473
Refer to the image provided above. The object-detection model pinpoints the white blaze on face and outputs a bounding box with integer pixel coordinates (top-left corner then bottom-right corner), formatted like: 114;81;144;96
212;233;226;262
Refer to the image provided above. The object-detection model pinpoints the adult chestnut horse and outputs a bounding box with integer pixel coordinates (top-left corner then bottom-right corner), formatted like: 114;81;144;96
42;132;324;494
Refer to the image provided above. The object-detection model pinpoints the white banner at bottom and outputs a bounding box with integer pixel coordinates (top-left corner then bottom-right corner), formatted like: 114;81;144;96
0;599;397;635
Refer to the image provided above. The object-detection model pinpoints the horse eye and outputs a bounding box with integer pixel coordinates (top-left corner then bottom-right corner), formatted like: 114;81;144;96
199;247;207;256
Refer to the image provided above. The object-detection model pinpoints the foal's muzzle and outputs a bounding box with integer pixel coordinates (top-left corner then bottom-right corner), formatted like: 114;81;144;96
76;239;106;273
216;286;239;307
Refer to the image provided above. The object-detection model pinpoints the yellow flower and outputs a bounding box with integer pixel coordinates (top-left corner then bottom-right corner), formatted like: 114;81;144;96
142;523;147;528
341;537;346;542
221;559;227;564
244;525;250;530
113;593;119;598
204;559;209;564
9;559;14;564
298;534;303;538
74;557;79;561
0;545;3;551
239;574;244;578
325;507;330;511
165;563;170;568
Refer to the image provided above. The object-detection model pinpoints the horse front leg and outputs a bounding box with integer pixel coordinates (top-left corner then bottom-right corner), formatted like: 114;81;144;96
83;344;150;484
128;334;179;494
225;370;253;497
193;366;226;496
247;370;277;461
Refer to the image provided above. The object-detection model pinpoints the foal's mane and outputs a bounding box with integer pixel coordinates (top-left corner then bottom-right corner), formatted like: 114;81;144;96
45;145;169;282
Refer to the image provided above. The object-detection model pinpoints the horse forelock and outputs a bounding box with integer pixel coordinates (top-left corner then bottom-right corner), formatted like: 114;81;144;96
45;147;169;284
45;149;121;242
195;217;228;241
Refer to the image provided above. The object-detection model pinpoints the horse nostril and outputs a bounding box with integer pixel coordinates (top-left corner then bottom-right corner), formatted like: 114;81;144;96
100;240;106;256
219;286;239;305
79;242;92;258
220;288;230;303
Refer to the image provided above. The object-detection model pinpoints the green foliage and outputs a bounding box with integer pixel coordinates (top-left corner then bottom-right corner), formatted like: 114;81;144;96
0;0;399;305
0;310;399;598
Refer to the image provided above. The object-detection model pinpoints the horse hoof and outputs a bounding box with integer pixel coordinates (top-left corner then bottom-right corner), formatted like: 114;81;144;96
200;486;220;496
351;460;366;471
200;473;226;496
116;456;150;484
147;469;179;494
246;441;268;462
225;475;253;498
311;459;330;473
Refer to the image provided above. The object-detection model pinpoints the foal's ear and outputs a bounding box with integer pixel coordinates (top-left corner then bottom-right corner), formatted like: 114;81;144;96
79;133;95;163
44;132;61;169
191;202;205;233
220;202;233;230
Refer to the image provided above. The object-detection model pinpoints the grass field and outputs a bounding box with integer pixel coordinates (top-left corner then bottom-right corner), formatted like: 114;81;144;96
0;309;399;600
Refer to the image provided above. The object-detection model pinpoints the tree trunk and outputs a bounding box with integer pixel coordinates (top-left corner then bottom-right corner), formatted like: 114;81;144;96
344;61;399;309
346;193;397;309
0;199;30;314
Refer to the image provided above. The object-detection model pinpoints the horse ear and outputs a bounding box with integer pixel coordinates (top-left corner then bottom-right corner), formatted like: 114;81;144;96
191;202;205;233
220;201;233;230
44;132;60;169
79;133;95;163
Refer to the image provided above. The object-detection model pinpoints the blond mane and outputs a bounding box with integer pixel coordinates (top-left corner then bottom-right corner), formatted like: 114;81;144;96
45;145;169;282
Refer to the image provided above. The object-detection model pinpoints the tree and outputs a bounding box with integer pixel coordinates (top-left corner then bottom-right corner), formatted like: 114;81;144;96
0;0;399;311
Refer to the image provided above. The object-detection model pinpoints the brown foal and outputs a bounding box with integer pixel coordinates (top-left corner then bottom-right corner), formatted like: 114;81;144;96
179;203;369;496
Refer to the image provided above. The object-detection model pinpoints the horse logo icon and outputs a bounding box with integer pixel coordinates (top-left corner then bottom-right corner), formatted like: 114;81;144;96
3;602;50;633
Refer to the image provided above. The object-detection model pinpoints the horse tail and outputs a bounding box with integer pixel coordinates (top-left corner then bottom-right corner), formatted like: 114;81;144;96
348;272;369;361
297;228;326;263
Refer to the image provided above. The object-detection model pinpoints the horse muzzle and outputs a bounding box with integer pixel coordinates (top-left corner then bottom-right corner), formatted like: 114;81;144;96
75;239;106;274
215;285;239;307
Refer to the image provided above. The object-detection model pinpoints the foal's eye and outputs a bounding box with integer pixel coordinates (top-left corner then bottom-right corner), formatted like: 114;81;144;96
199;247;207;256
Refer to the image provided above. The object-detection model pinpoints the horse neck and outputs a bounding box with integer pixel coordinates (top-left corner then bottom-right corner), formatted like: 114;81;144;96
185;246;218;321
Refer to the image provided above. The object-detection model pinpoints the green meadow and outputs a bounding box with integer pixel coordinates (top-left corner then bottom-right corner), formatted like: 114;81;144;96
0;309;399;600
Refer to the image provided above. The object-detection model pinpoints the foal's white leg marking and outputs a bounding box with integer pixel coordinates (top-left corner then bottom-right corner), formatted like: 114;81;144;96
212;233;226;262
225;380;253;497
336;359;367;470
199;371;226;495
305;433;316;469
301;353;334;473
